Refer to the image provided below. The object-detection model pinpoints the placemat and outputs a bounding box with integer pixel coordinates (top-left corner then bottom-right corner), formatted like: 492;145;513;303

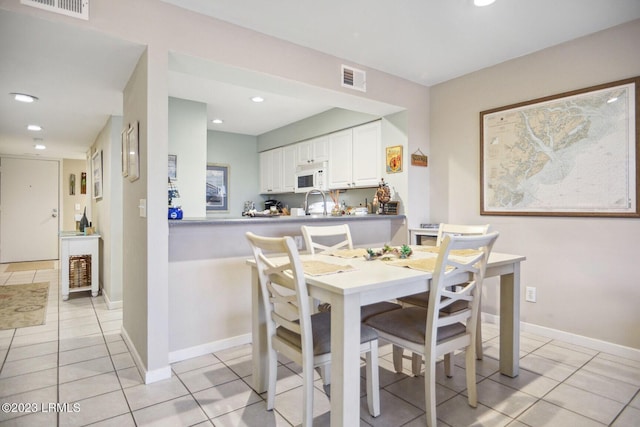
388;258;455;273
327;248;368;258
412;246;481;257
302;260;355;276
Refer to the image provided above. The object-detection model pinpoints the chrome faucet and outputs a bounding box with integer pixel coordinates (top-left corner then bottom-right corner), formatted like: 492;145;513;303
304;188;327;215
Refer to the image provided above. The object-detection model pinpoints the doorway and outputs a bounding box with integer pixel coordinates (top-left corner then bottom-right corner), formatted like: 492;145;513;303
0;157;59;263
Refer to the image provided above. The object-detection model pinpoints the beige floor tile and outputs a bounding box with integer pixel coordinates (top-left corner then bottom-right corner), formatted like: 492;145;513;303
0;352;58;378
384;374;457;410
5;341;58;361
58;355;114;384
59;371;122;403
58;333;104;352
106;338;129;355
59;389;130;427
517;399;605;427
474;378;538;418
82;412;137;427
193;378;262;419
59;343;109;366
177;361;240;393
488;368;559;398
564;368;639;404
223;353;254;378
436;394;513;427
582;356;640;387
132;394;208;426
117;366;144;388
543;382;624;425
519;353;578;382
213;343;253;362
10;330;58;348
111;351;135;370
531;343;595;367
629;392;640;409
100;319;122;332
211;400;290;426
171;353;220;374
0;410;58;426
611;405;640;427
123;375;189;411
0;368;58;398
0;385;57;422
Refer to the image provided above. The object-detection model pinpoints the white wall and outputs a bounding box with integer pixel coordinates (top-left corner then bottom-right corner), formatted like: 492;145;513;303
168;97;207;218
430;19;640;350
207;131;260;218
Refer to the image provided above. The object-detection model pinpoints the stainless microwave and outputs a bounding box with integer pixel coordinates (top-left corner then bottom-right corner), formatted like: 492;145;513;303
295;161;328;193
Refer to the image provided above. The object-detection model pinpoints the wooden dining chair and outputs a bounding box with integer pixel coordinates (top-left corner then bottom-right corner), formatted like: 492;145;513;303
245;232;381;425
397;223;490;375
301;223;401;320
365;232;499;427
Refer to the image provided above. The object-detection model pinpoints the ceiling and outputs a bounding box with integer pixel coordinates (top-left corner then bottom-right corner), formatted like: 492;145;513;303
1;1;639;159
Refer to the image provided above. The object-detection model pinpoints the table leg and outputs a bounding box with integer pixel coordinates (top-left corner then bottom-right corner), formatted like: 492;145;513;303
330;293;361;427
250;268;268;393
499;264;520;377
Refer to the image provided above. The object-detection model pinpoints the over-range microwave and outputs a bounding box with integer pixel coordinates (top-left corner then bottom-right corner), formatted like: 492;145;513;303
295;161;328;193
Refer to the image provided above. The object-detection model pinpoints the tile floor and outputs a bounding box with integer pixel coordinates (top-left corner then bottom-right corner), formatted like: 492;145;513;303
0;264;639;426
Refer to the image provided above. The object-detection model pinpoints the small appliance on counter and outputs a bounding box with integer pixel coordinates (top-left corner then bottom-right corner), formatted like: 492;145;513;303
168;179;183;220
264;199;283;212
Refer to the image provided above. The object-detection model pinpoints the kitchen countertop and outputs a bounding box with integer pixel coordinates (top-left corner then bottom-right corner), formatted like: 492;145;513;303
168;214;405;227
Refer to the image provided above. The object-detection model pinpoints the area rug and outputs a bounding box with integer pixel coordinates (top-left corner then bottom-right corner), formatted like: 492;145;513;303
0;282;49;330
4;261;55;273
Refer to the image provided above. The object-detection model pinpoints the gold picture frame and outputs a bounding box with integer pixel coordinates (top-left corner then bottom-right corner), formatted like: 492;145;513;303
386;145;403;173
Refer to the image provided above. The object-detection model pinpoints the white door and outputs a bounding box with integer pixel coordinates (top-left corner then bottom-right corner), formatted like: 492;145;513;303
0;157;59;262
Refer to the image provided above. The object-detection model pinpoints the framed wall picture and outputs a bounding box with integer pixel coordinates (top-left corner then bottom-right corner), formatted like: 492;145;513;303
386;145;403;173
92;150;103;199
168;154;177;181
206;163;229;212
121;126;129;177
480;76;639;217
127;121;140;182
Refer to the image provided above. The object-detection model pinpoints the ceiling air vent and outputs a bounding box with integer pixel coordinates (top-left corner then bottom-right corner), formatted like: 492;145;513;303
20;0;89;20
341;65;366;92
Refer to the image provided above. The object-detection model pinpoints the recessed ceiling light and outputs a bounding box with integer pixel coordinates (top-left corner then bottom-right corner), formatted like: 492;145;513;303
10;92;38;103
27;124;42;131
474;0;496;6
607;97;618;103
34;144;46;150
251;96;265;103
211;118;224;124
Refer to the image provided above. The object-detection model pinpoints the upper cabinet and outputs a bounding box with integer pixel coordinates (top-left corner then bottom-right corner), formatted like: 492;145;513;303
297;135;329;165
282;145;297;192
260;145;297;194
328;121;381;189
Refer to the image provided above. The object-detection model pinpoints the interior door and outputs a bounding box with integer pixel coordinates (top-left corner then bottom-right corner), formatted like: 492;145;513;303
0;157;59;263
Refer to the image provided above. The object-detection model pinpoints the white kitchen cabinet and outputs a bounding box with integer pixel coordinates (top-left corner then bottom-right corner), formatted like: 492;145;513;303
260;146;296;194
328;121;381;189
297;135;329;165
282;145;297;192
260;148;282;193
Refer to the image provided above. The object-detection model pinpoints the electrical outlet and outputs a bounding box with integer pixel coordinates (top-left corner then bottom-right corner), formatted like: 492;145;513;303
525;286;537;303
294;236;303;250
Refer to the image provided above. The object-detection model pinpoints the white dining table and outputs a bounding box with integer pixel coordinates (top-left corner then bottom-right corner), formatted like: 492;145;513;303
248;248;525;426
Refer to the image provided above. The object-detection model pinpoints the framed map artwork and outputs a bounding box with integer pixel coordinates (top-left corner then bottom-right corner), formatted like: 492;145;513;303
480;77;639;217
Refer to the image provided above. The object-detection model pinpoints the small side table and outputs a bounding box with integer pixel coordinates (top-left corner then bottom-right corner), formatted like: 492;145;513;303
60;232;100;301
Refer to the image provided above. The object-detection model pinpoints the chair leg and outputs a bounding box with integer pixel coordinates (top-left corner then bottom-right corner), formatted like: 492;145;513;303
365;343;380;417
319;364;331;385
302;357;315;426
267;348;278;410
392;345;404;373
424;352;438;427
444;352;454;378
475;315;483;360
411;352;422;376
465;343;478;407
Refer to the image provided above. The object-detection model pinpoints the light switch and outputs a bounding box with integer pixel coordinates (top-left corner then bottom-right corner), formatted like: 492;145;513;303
75;203;81;211
139;199;146;217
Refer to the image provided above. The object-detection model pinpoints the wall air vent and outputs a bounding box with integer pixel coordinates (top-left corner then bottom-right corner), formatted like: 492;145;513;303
20;0;89;20
341;65;366;92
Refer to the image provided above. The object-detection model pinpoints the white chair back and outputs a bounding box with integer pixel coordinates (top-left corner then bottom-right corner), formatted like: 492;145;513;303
301;224;353;254
436;223;490;246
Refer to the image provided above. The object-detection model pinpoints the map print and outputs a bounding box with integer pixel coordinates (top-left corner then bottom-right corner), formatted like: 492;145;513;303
482;82;636;215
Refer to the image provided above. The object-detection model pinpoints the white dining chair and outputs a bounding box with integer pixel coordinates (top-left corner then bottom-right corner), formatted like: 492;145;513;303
301;223;401;319
397;223;490;375
245;232;381;425
365;232;499;427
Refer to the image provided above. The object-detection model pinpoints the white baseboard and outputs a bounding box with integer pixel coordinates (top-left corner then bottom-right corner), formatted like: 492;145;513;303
120;326;172;384
101;291;122;310
169;333;252;364
482;313;640;362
